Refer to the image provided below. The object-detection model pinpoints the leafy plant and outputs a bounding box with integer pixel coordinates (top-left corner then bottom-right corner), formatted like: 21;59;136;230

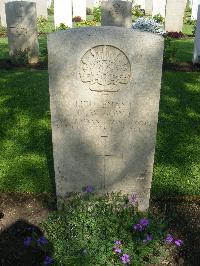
153;13;164;24
132;5;145;18
54;23;70;31
93;6;101;22
37;16;48;34
132;17;164;34
41;192;182;265
163;37;177;64
165;31;185;39
75;20;97;27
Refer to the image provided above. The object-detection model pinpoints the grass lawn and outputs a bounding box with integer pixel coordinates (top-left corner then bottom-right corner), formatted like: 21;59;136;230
0;67;199;197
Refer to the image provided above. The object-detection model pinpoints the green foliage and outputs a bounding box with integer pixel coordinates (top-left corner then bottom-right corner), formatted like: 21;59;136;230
54;23;70;31
184;2;192;24
42;193;169;265
75;20;97;27
153;13;164;24
93;6;101;22
163;37;177;64
37;16;48;34
132;5;145;19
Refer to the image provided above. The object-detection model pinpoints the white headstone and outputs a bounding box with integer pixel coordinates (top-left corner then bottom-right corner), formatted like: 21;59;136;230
54;0;72;28
0;0;6;27
48;27;164;211
5;1;39;64
165;0;187;32
191;0;200;20
145;0;152;15
193;5;200;64
73;0;86;21
134;0;145;9
152;0;166;17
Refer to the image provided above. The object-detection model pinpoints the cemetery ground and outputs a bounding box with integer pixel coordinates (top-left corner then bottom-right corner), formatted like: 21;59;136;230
0;24;200;266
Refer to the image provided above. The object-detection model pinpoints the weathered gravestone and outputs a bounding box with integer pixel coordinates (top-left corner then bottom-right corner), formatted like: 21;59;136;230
101;1;132;28
145;0;152;15
48;27;164;211
165;0;187;32
54;0;72;28
193;5;200;64
73;0;86;21
5;1;39;64
152;0;166;18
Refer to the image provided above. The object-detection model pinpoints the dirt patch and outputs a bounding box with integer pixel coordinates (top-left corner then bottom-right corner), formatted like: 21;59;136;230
0;193;200;265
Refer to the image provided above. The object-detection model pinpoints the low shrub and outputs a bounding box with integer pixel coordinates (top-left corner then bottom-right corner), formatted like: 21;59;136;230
54;23;70;31
165;31;185;39
72;16;82;22
132;17;164;34
39;192;183;265
153;13;164;24
37;16;48;34
132;5;145;18
93;6;101;22
75;20;97;27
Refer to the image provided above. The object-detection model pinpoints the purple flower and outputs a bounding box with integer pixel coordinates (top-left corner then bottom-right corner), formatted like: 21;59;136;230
37;236;49;245
139;218;149;227
143;234;153;243
44;256;53;265
120;254;130;264
128;193;137;206
115;240;122;245
85;185;94;193
174;239;183;247
24;237;32;247
133;223;143;231
166;234;174;244
113;247;122;254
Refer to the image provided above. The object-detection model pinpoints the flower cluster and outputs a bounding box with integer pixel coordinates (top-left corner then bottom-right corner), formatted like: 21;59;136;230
113;240;130;264
133;218;149;231
132;17;164;35
23;227;53;265
128;192;138;206
165;234;183;247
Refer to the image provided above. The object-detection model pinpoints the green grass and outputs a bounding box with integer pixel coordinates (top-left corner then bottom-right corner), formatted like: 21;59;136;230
171;38;194;62
0;69;199;196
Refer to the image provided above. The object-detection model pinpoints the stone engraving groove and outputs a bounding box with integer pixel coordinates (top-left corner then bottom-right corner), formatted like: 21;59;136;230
79;45;131;92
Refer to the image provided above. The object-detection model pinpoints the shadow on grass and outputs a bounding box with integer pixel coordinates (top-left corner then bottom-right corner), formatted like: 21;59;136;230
0;219;54;265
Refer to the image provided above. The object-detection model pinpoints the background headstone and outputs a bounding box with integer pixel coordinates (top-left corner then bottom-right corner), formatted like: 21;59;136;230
191;0;200;20
101;0;132;28
193;5;200;64
145;0;152;15
0;0;6;27
5;1;39;64
48;27;164;211
54;0;72;28
73;0;86;21
134;0;145;9
152;0;166;17
165;0;187;32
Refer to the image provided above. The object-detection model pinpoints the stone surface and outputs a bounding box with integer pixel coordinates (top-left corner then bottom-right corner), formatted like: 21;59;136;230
165;0;187;32
152;0;166;17
145;0;152;15
101;1;132;28
48;26;164;211
54;0;72;28
5;1;39;64
0;0;6;27
191;0;200;20
193;5;200;64
73;0;86;21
